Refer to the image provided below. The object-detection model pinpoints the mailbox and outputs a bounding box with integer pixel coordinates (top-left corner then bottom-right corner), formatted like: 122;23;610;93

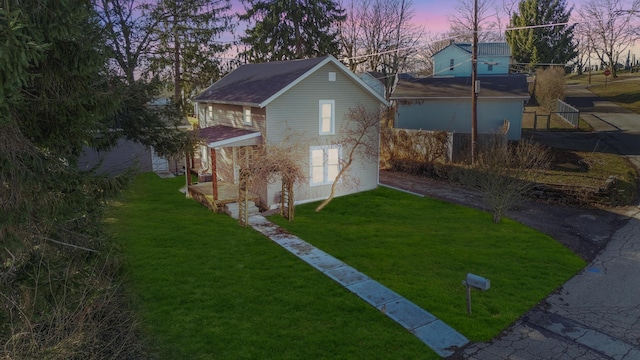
465;273;490;291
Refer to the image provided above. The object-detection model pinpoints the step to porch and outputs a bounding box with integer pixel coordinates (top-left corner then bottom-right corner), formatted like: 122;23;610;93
224;201;261;219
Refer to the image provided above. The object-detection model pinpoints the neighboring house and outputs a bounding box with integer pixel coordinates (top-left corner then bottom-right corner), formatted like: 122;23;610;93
391;41;529;141
358;71;386;98
78;97;192;176
391;75;529;140
192;55;389;210
432;42;511;77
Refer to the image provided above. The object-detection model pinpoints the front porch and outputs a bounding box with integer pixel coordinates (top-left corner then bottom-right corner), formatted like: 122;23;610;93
187;180;259;213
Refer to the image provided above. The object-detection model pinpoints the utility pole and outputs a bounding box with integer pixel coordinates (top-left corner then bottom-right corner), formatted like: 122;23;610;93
471;0;478;164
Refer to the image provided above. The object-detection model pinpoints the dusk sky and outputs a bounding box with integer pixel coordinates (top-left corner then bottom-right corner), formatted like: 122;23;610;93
226;0;638;56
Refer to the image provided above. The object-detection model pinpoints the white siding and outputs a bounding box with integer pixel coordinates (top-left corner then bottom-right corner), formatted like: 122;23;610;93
264;62;382;208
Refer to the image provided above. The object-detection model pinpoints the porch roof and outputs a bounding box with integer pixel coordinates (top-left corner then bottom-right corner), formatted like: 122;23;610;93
197;125;262;148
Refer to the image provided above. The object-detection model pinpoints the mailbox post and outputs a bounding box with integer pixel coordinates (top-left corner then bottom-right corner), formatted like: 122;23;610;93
462;273;490;314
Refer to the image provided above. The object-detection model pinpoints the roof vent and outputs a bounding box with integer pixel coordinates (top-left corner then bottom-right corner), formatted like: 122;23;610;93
328;72;336;81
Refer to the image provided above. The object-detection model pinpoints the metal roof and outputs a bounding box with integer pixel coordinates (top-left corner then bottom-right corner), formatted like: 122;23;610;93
453;42;511;57
432;42;512;58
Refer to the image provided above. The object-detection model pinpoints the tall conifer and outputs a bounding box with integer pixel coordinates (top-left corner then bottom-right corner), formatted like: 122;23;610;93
506;0;577;68
240;0;346;62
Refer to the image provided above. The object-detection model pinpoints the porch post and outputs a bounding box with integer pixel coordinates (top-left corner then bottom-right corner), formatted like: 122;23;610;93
185;152;192;186
184;152;191;198
211;147;218;200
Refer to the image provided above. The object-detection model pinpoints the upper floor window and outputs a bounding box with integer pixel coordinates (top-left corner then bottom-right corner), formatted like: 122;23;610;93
449;59;455;71
242;106;252;126
319;100;335;135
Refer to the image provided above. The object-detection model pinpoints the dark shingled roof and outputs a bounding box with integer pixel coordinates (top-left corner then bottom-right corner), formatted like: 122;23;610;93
193;56;330;106
390;75;530;100
197;125;261;147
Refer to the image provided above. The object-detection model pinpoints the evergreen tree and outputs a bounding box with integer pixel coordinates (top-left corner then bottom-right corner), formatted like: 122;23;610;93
149;0;233;103
506;0;577;68
1;0;142;357
240;0;346;62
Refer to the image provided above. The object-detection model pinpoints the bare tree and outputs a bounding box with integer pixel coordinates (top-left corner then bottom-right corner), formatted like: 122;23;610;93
94;0;160;84
458;137;551;223
447;0;504;42
408;32;452;75
577;0;640;78
339;0;422;97
337;0;366;71
316;104;381;211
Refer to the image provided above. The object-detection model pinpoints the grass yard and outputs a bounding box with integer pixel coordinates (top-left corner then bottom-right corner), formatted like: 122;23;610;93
566;72;640;114
107;174;441;360
588;79;640;114
108;173;584;358
269;187;585;342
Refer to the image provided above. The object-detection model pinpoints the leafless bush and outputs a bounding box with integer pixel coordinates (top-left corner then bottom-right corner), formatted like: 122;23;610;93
457;137;551;223
1;247;144;360
381;128;452;179
534;66;566;112
380;128;450;168
242;137;306;220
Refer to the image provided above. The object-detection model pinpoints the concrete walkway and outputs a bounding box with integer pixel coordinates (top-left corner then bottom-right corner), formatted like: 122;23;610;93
248;215;469;358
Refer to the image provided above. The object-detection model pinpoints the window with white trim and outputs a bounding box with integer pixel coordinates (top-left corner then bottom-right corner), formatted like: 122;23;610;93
242;106;252;125
319;100;335;135
310;145;341;186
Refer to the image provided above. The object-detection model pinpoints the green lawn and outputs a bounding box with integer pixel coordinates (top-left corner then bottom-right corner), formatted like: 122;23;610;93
269;187;585;341
108;174;441;359
589;79;640;114
108;173;585;359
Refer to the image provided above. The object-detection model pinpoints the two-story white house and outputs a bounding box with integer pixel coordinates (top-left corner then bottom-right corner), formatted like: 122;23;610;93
192;55;389;210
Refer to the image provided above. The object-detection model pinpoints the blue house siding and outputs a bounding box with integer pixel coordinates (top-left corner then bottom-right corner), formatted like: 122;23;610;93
433;43;511;77
477;55;511;75
433;46;472;77
394;99;523;140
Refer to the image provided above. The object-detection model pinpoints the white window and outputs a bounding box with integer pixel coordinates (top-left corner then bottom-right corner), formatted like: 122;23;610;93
242;106;252;126
207;105;213;119
319;100;335;135
310;145;341;186
328;72;336;81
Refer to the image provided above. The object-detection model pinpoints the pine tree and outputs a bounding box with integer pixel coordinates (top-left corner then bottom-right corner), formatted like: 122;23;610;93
149;0;233;103
1;0;142;356
506;0;577;68
239;0;346;62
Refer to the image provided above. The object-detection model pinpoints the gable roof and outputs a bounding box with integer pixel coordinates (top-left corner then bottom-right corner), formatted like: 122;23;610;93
390;74;529;100
433;42;511;58
193;55;389;107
